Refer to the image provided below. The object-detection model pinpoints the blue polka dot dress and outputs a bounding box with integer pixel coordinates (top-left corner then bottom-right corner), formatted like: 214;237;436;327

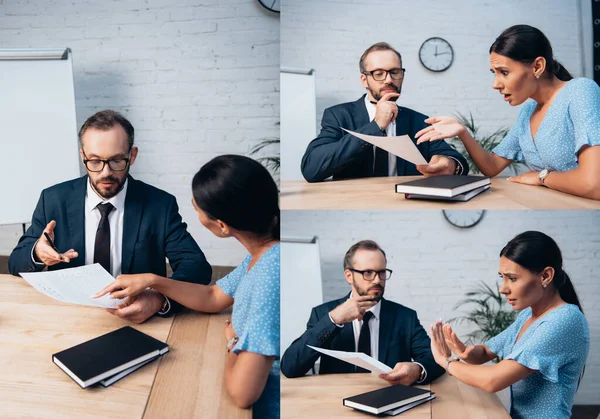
485;304;589;419
492;78;600;171
217;242;280;419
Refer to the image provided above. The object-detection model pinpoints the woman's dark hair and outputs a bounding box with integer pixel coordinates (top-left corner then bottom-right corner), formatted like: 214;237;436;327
490;25;573;81
500;231;582;313
192;155;279;240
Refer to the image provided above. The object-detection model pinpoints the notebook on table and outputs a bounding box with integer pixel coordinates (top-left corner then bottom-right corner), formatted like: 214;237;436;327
343;384;433;415
100;354;162;387
53;326;168;388
395;175;491;198
404;184;490;202
384;394;436;416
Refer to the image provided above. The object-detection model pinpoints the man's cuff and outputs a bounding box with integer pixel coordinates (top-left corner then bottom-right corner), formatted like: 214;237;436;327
157;295;171;316
328;313;344;328
413;361;427;384
31;240;46;267
447;156;464;175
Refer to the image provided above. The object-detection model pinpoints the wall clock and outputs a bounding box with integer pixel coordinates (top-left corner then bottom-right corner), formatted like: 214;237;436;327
442;210;485;228
257;0;280;13
419;37;454;72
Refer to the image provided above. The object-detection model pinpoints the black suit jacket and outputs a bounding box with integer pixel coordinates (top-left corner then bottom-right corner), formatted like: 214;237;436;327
300;95;469;182
8;175;212;313
280;295;445;383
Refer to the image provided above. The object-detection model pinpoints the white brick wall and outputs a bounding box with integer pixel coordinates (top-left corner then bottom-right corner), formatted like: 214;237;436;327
281;210;600;404
0;0;280;266
281;0;586;139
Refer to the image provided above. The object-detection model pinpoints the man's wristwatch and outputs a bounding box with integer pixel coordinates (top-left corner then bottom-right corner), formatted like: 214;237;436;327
157;296;171;316
445;356;460;375
538;168;551;185
418;365;426;382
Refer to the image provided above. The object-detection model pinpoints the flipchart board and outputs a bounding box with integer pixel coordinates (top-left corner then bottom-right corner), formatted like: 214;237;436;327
0;48;80;225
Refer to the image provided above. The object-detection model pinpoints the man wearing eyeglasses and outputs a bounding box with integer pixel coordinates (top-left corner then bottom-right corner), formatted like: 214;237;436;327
300;42;468;182
281;240;444;386
8;110;212;323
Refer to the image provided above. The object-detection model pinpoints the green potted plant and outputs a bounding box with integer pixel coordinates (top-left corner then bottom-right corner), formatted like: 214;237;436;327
250;137;280;174
448;112;520;176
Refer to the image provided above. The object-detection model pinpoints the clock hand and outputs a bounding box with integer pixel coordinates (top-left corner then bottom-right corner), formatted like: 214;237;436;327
434;45;438;57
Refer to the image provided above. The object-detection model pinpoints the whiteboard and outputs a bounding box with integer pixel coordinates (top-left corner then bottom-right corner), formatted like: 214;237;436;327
280;68;317;181
281;235;323;356
0;48;80;225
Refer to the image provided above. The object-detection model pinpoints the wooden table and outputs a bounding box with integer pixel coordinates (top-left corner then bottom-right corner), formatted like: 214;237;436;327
281;176;600;210
0;274;250;419
281;373;509;418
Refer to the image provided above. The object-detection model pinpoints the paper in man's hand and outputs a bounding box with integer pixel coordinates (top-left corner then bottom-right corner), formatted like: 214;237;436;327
307;345;393;374
342;128;428;166
20;263;125;309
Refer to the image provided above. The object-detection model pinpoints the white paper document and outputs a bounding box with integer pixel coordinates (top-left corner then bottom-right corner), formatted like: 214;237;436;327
307;345;392;374
20;263;125;309
342;128;429;166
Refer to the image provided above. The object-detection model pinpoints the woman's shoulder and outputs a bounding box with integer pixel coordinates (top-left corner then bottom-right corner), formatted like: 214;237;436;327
565;77;600;95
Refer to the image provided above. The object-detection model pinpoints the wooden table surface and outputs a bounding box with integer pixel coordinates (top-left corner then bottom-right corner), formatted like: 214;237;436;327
0;274;250;419
281;373;509;418
281;176;600;210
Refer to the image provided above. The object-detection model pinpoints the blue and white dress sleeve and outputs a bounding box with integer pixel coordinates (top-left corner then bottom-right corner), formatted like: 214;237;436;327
568;78;600;154
217;255;251;297
492;105;531;161
233;250;280;359
502;309;580;383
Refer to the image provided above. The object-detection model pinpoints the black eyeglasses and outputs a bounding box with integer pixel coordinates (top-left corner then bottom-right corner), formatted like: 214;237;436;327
363;68;406;81
82;149;130;172
348;268;393;281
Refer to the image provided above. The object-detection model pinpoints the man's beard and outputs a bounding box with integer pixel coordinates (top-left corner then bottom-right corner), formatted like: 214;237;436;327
369;83;401;102
91;172;127;199
353;278;385;302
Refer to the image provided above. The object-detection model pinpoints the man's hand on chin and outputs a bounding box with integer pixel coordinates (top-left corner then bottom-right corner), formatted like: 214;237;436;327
106;289;164;324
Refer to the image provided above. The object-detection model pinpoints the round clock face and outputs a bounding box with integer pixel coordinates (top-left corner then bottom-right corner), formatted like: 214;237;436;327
442;210;485;228
258;0;280;13
419;37;454;72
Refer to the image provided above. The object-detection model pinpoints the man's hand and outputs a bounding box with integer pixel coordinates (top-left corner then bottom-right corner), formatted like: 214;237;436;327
329;294;377;325
373;92;400;130
378;362;422;386
106;289;164;324
416;155;456;178
33;220;78;266
507;171;542;186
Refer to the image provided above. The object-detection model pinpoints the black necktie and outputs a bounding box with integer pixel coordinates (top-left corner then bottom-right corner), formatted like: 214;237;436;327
370;99;391;177
356;311;374;373
94;202;114;274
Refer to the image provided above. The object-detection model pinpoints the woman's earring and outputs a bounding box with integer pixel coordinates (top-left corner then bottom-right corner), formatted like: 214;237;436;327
221;230;227;236
542;283;547;288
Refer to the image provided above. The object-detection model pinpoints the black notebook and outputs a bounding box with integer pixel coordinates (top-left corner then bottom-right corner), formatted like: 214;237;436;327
53;326;169;388
395;175;491;198
404;184;490;202
343;385;433;415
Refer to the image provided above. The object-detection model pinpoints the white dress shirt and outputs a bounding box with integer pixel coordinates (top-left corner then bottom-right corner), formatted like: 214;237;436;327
84;178;127;277
365;95;397;177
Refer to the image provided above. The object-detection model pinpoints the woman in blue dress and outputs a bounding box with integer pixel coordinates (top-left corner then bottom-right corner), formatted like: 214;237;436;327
427;231;589;419
95;155;280;418
415;25;600;200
